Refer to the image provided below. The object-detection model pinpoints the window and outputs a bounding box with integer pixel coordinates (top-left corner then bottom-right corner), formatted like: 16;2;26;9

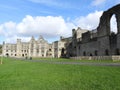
24;50;26;52
49;49;51;51
22;54;24;57
37;49;39;53
6;53;9;57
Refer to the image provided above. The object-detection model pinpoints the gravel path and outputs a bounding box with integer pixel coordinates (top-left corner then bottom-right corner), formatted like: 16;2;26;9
19;59;120;67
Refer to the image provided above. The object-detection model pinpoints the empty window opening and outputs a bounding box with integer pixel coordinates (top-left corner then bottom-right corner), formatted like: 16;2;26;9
110;14;117;34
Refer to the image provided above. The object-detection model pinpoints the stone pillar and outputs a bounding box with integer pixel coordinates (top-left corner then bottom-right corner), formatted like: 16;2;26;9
97;11;111;37
116;14;120;33
116;14;120;49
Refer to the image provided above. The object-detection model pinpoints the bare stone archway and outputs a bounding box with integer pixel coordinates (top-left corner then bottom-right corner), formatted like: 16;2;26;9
97;4;120;55
97;4;120;37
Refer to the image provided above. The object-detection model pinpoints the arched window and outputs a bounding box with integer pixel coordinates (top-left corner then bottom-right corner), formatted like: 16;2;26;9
22;54;24;57
61;48;65;54
110;14;117;34
6;53;9;57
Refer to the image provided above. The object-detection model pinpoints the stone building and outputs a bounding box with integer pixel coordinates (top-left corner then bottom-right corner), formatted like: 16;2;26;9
2;35;53;57
53;36;72;58
67;4;120;57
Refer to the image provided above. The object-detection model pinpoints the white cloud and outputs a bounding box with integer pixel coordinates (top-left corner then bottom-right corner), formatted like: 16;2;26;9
0;15;75;43
0;21;16;37
92;0;106;6
0;11;118;44
16;15;74;37
74;11;103;30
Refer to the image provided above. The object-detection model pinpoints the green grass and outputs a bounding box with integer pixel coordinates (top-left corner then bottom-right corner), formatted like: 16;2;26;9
0;57;120;90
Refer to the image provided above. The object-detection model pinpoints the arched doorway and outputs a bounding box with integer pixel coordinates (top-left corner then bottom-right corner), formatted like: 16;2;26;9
6;53;9;57
61;48;65;57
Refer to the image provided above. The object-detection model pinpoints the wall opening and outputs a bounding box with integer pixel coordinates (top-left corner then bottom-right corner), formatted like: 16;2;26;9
22;54;24;57
115;48;120;55
105;49;109;56
61;48;66;57
6;53;9;57
90;53;92;56
61;48;65;55
83;51;86;56
95;50;98;56
110;14;117;34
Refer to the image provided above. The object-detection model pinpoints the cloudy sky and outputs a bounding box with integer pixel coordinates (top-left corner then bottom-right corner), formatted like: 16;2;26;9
0;0;119;43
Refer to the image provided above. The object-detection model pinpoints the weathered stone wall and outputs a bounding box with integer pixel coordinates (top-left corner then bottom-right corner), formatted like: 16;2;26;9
76;4;120;57
117;33;120;49
2;36;53;58
97;36;110;55
79;40;98;56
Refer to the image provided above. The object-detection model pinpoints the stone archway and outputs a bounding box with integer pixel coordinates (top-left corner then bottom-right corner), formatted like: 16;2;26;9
97;4;120;37
97;4;120;56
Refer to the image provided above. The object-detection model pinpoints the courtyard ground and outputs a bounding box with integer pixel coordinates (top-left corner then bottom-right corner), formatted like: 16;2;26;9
0;57;120;90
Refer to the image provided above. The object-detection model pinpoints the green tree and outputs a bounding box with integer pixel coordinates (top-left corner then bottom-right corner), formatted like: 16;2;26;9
0;45;2;54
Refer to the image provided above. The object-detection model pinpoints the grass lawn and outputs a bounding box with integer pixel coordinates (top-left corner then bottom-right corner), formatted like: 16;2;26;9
32;57;120;63
0;57;120;90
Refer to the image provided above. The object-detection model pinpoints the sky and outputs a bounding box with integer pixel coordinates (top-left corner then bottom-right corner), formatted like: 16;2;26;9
0;0;120;44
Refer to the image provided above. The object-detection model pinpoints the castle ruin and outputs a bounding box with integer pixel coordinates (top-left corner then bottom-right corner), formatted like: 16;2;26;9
2;4;120;59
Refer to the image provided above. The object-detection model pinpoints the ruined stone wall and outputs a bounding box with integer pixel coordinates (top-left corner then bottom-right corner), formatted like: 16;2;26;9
79;41;98;56
97;36;110;55
97;4;120;56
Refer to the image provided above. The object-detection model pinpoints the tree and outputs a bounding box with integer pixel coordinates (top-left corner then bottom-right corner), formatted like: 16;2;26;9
0;45;2;54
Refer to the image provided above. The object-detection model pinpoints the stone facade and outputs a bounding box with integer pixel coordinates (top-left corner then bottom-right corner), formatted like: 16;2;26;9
67;4;120;57
53;36;72;58
2;36;53;58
